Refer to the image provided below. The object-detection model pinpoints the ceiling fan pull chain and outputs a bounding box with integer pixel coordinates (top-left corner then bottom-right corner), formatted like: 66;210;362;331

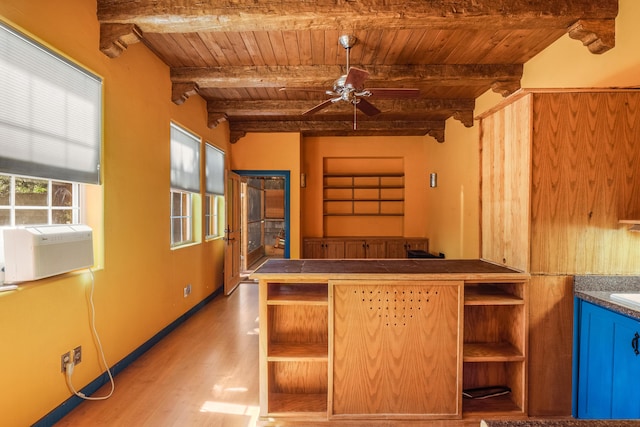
353;102;357;130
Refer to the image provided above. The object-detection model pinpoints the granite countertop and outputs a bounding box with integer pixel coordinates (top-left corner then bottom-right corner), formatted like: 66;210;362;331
481;420;640;427
574;275;640;321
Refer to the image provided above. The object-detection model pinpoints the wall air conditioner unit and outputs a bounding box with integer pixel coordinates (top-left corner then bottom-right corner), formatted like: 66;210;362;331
2;225;93;283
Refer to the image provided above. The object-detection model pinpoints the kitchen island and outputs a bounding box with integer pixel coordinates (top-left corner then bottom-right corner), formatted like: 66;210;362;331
251;259;529;426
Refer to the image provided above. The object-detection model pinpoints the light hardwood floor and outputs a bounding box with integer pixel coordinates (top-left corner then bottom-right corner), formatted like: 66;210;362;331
56;283;260;427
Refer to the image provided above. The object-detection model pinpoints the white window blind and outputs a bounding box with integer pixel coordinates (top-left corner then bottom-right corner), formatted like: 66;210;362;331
0;21;102;184
170;123;200;193
205;143;224;196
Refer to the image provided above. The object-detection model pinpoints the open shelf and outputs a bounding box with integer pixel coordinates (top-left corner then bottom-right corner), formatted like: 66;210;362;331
462;279;527;418
464;284;524;305
463;392;525;416
323;173;405;217
464;342;525;362
268;342;328;361
267;283;327;304
268;392;328;414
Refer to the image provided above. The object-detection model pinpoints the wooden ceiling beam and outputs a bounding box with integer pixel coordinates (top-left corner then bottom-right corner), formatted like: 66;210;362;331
206;99;475;127
227;119;446;143
171;64;524;88
98;0;618;33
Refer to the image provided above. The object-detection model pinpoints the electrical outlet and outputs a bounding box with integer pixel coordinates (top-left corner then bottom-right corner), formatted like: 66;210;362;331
73;346;82;365
183;283;192;297
61;351;71;372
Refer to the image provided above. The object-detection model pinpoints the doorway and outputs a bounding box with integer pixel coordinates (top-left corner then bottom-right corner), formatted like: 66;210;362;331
234;170;290;275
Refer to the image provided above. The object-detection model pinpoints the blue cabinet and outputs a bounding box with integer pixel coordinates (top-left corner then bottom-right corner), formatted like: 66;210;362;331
575;300;640;419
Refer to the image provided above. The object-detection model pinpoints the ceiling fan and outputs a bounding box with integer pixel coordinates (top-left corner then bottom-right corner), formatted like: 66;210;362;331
283;35;420;129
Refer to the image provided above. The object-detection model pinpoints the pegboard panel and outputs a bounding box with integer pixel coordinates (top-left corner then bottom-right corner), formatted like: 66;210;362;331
354;287;438;327
330;280;463;417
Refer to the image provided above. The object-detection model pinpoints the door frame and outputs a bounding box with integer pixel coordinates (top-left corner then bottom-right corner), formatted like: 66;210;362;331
232;170;290;259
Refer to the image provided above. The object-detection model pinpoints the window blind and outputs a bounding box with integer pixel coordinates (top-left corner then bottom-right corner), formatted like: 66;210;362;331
205;143;225;195
170;123;200;193
0;21;102;184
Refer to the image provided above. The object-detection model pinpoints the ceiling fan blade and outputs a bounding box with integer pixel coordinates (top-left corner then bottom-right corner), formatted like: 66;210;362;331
345;67;369;90
356;98;381;116
302;99;335;115
368;88;421;99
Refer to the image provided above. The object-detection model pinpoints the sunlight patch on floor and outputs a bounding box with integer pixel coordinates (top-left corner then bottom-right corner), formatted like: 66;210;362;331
200;400;260;426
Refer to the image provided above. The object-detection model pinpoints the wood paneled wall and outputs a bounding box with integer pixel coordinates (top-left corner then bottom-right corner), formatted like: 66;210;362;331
481;91;640;276
480;95;532;272
530;92;640;274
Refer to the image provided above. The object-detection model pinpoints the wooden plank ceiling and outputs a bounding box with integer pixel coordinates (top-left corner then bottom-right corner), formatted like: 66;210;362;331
97;0;618;143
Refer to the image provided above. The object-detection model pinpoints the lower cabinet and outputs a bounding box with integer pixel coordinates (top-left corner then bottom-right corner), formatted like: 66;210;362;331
575;300;640;419
304;237;428;259
303;238;345;259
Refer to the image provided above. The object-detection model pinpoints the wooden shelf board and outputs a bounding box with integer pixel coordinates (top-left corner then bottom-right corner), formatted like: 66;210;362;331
324;185;404;189
324;213;404;217
324;173;404;178
464;285;524;305
324;198;404;202
267;284;327;304
268;392;327;414
268;342;328;360
463;393;524;416
463;342;524;361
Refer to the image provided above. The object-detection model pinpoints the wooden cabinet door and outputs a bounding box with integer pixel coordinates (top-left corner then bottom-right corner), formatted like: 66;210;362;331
406;238;428;252
304;239;325;258
331;280;462;418
365;239;386;258
385;239;407;258
324;240;345;259
577;301;640;419
344;240;365;258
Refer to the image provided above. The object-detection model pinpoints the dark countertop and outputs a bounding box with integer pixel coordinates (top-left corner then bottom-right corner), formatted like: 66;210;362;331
251;258;528;281
574;275;640;321
481;420;640;427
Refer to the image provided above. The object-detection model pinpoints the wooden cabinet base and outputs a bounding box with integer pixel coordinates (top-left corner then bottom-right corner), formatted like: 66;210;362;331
253;259;528;424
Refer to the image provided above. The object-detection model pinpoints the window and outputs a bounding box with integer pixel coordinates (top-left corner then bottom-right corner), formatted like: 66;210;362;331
0;174;81;226
170;190;193;246
170;123;200;247
0;21;102;185
205;143;225;239
204;194;222;239
0;22;100;230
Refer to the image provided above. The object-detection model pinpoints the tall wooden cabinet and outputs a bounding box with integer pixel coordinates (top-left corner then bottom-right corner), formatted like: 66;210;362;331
478;89;640;416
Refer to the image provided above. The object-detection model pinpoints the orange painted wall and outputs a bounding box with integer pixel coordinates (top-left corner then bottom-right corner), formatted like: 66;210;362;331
301;135;430;239
0;1;229;425
230;132;302;258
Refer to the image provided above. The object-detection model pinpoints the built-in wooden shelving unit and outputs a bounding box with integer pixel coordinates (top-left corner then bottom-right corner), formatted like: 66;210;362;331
463;281;527;416
323;173;404;216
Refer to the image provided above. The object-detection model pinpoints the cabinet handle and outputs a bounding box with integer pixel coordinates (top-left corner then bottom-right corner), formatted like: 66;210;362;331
633;332;640;356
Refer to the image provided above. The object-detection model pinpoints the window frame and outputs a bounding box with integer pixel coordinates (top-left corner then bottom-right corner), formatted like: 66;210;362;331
169;122;201;249
0;173;83;227
204;142;225;240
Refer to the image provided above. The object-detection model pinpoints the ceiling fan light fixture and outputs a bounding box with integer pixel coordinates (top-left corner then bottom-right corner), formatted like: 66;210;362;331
298;35;419;120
